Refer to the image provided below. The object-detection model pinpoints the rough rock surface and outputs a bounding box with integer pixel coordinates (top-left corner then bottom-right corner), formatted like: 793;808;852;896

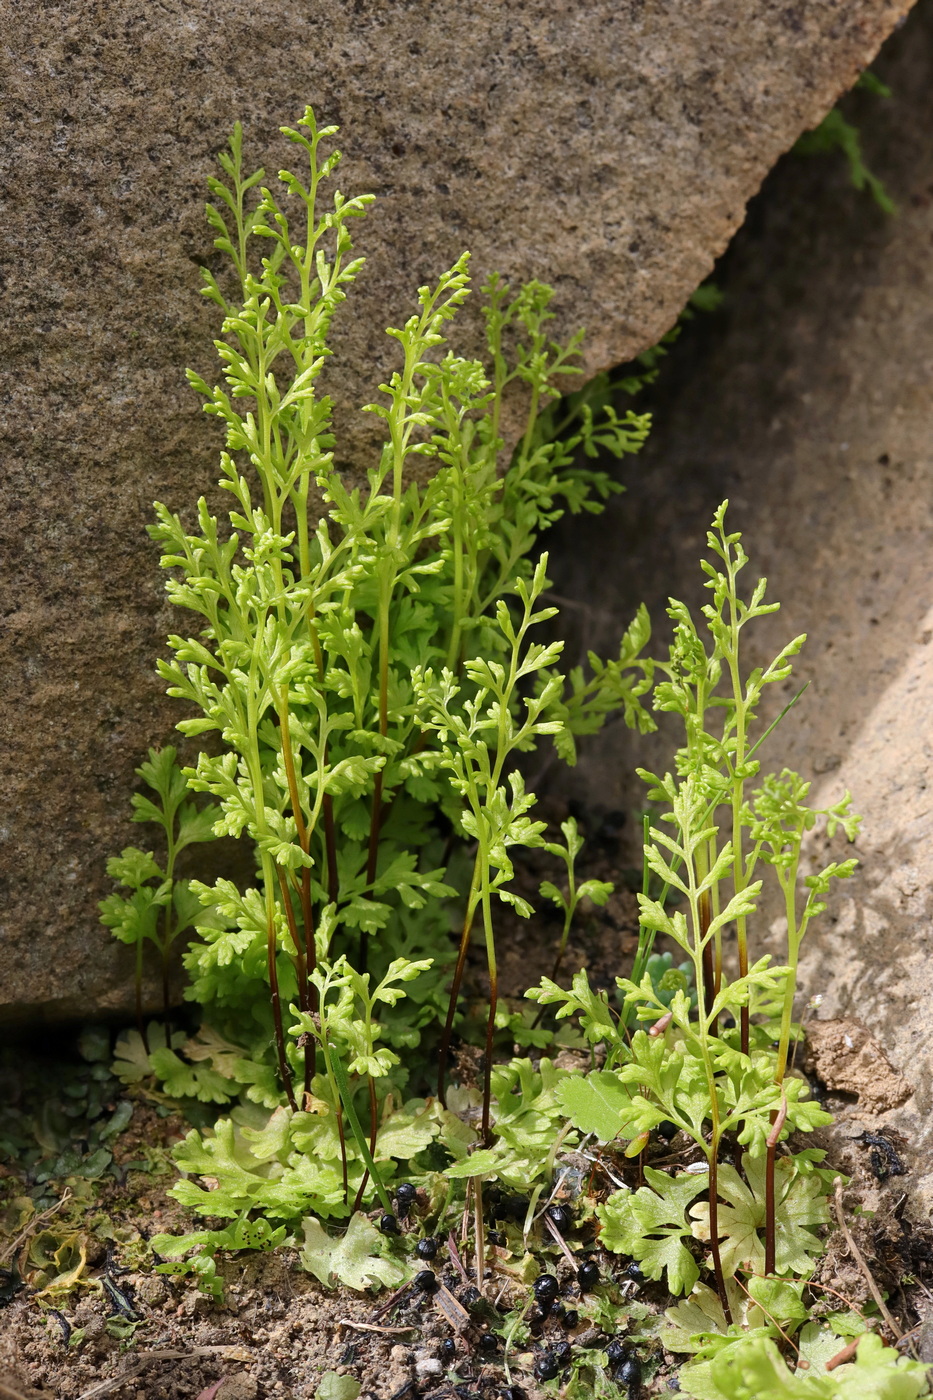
0;0;915;1022
549;0;933;1206
806;1018;913;1116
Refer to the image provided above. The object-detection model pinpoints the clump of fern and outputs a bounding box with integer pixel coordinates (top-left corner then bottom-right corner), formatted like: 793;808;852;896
103;107;655;1223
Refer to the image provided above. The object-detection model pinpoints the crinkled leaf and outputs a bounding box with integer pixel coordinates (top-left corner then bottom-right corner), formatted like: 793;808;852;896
299;1212;412;1291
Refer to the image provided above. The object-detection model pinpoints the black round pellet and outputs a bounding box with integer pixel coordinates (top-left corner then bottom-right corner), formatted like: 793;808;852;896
560;1307;579;1330
532;1273;559;1306
552;1341;572;1368
546;1203;572;1233
379;1214;399;1235
624;1261;644;1282
657;1120;679;1141
577;1260;600;1291
606;1339;629;1366
534;1353;560;1382
496;1195;529;1221
499;1389;525;1400
617;1356;642;1391
461;1285;481;1311
414;1269;438;1293
416;1237;439;1260
488;1229;506;1247
440;1338;457;1361
478;1332;498;1354
396;1182;417;1205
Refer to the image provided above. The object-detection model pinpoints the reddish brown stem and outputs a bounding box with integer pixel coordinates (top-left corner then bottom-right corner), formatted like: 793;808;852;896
300;867;317;1093
764;1093;788;1276
322;793;339;903
277;692;317;1086
765;1137;777;1277
267;913;297;1112
708;1152;733;1325
276;866;307;1006
353;1075;380;1213
699;891;717;1037
336;1101;349;1206
437;902;477;1106
359;769;384;970
739;937;750;1056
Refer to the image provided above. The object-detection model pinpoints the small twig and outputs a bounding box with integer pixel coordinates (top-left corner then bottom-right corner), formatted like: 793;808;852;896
732;1272;798;1355
447;1230;470;1286
474;1178;486;1296
336;1319;417;1336
369;1281;416;1322
544;1214;577;1270
833;1178;903;1340
0;1190;73;1268
825;1336;862;1371
576;1147;628;1190
434;1282;471;1333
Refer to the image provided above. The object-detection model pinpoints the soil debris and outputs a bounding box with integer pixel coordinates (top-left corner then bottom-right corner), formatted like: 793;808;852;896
806;1017;913;1115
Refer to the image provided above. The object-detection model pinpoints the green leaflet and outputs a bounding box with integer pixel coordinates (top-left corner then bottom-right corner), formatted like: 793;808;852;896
299;1213;412;1291
687;1332;930;1400
555;1070;639;1143
688;1156;830;1279
597;1169;708;1297
315;1376;362;1400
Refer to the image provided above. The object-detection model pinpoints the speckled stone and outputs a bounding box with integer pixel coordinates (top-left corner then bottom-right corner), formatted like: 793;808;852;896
0;0;915;1022
547;0;933;1207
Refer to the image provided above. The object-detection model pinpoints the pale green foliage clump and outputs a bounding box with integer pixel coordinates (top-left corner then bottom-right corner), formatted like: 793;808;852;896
534;508;861;1341
299;1211;413;1290
679;1329;929;1400
103;106;655;1277
100;746;218;1037
793;70;896;216
142;106;652;1065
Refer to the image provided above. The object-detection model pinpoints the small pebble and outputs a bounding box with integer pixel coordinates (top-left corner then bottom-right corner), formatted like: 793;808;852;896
534;1353;560;1382
546;1203;572;1233
617;1355;642;1392
552;1340;572;1368
532;1273;559;1307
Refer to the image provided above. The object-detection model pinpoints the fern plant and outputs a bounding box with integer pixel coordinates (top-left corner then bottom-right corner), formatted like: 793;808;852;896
537;506;860;1324
103;106;655;1216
